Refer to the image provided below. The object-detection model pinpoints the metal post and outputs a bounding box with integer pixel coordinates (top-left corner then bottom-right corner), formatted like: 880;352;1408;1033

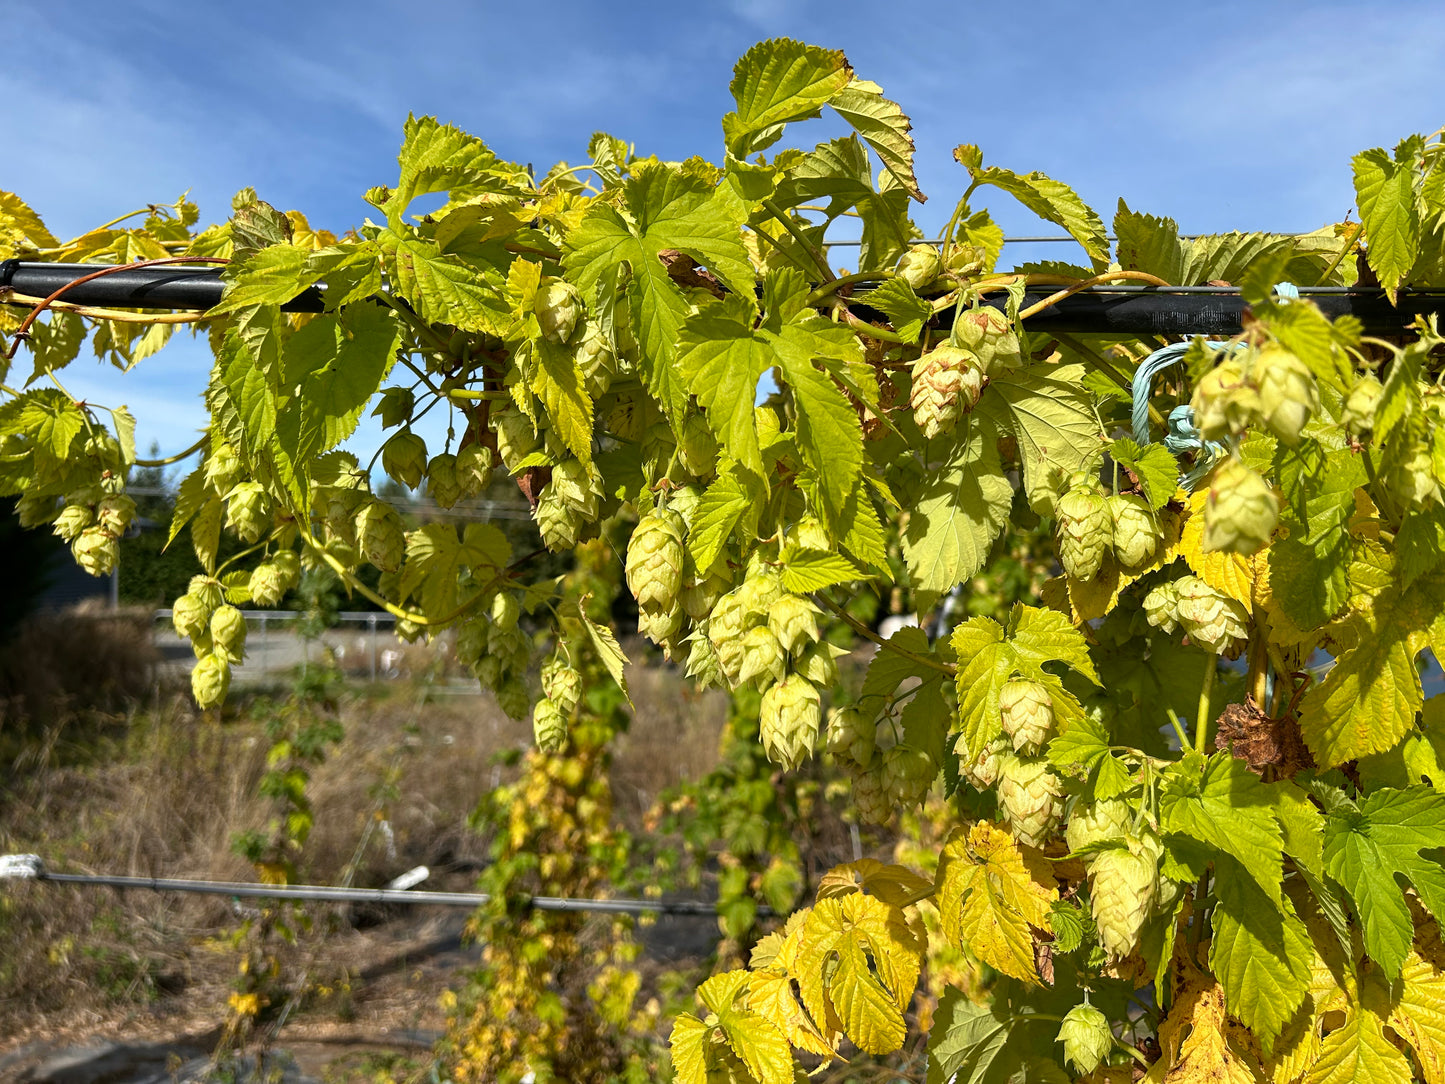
369;613;377;682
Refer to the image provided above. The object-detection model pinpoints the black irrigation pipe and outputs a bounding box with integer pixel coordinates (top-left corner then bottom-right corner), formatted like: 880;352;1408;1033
1;857;737;917
4;259;1445;336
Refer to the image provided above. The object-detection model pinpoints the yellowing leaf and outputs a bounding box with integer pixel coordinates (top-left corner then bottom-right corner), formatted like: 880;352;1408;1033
1391;952;1445;1084
1305;1006;1412;1084
1180;489;1266;609
815;859;932;908
746;968;836;1059
830;78;924;203
1155;976;1264;1084
723;39;853;157
669;1013;709;1084
936;822;1056;984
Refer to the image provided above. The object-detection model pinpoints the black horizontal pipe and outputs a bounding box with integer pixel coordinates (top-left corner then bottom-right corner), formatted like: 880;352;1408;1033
3;259;1443;335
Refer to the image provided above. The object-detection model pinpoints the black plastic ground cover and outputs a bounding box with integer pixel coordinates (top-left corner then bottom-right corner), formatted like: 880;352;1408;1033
4;259;1444;336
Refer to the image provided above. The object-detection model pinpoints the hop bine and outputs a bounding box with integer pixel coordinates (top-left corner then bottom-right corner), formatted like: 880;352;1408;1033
1055;471;1112;581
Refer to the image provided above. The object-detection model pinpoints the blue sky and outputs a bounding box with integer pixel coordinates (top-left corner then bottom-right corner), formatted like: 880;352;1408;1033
7;1;1443;461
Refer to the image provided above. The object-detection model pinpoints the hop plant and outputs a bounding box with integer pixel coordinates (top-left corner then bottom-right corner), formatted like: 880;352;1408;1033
225;481;271;543
1058;1003;1113;1075
205;440;243;493
495;678;530;721
957;736;1007;790
1202;458;1279;555
679;562;730;622
95;494;135;536
825;705;876;765
1065;799;1132;864
426;453;462;508
210;604;247;663
760;675;821;770
683;628;724;689
637;604;683;648
625;507;686;612
191;652;231;709
881;744;936;807
910;346;985;439
1191;358;1260;441
1056;472;1112;581
52;502;93;543
895;243;942;291
999;679;1055;753
540;655;582;716
575;321;617;399
455;443;494;499
172;590;212;640
1342;374;1383;436
355;500;406;573
382;431;428;489
851;759;893;826
678;413;719;477
536;459;600;552
72;527;118;577
737;625;786;688
1108;493;1158;570
1142;580;1181;633
996;753;1064;849
954;306;1022;374
1254;345;1319;446
1089;833;1162;960
534;279;582;343
532;697;567;753
1174;575;1249;654
767;594;820;656
1387;438;1444;507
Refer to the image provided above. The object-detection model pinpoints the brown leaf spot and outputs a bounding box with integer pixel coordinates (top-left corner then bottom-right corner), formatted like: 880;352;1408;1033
1214;697;1315;777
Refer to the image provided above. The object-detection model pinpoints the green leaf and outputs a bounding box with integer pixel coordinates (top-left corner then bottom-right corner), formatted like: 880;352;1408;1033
17;388;85;460
901;420;1012;598
1269;443;1362;630
1113;200;1185;284
1108;437;1178;510
579;595;633;708
1048;900;1087;954
530;338;593;463
780;546;863;593
1209;854;1310;1052
111;406;136;467
1160;752;1285;904
1323;786;1445;979
688;460;756;572
1353;136;1424;303
857;277;932;343
829;78;924;203
212;244;314;316
981;362;1103;515
773;137;912;272
676;298;772;478
383;232;509;335
385;114;502;224
926;985;1071;1084
399;522;509;619
165;465;207;551
722;39;852;158
955;146;1108;267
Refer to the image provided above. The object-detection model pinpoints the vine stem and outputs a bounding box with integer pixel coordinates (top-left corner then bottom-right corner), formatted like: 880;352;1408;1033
134;435;207;467
814;594;955;677
1315;221;1364;286
833;306;910;344
1195;653;1217;756
1018;271;1173;321
761;198;835;283
2;294;216;325
805;269;893;306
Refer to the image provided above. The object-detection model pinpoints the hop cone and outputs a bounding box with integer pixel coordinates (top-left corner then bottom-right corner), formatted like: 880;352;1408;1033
575;321;616;398
210;605;247;663
851;761;892;826
999;679;1055;753
1254;346;1319;446
355;500;405;573
1203;458;1278;555
738;625;786;688
825;705;876;766
540;656;582;716
708;591;749;685
1142;581;1181;634
996;753;1064;849
426;453;461;508
882;744;936;806
52;502;93;543
736;566;784;622
954;307;1021;374
1056;474;1112;581
680;564;730;622
1175;575;1249;654
172;591;212;640
1065;799;1131;864
493;410;539;470
678;414;719;478
1089;834;1161;960
1388;440;1444;507
495;678;530;721
73;527;118;577
910;346;984;439
683;629;724;690
225;482;271;544
793;642;840;687
637;605;683;648
957;736;1007;790
1108;494;1158;570
382;431;428;490
533;697;567;753
895;243;942;291
535;487;580;551
249;562;287;607
455;444;494;500
96;494;135;536
625;507;685;612
189;575;226;613
191;653;231;709
535;280;582;343
1191;358;1260;441
1342;375;1383;436
1058;1004;1113;1075
767;594;820;656
205;441;243;493
760;675;821;770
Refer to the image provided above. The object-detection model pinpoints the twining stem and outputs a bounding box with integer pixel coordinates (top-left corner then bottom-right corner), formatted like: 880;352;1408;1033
1018;271;1173;321
834;306;911;344
1195;654;1218;756
747;223;819;280
815;594;955;677
446;388;512;401
805;269;892;306
377;291;453;357
134;435;207;467
939;180;979;265
761;198;835;283
1315;221;1364;286
2;294;216;325
1166;709;1191;754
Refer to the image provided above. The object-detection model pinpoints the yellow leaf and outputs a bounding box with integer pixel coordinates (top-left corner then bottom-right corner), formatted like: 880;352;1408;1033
669;1013;710;1084
1391;952;1445;1084
1156;973;1264;1084
1305;1007;1412;1084
1180;490;1267;610
746;968;837;1059
936;822;1055;984
816;858;932;907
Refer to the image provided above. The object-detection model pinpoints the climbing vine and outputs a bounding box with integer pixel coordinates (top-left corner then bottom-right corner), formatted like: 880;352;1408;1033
4;36;1445;1084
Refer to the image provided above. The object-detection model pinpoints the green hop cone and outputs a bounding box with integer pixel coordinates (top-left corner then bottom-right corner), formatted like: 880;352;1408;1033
957;736;1007;790
495;678;530;721
825;705;876;766
851;759;892;826
881;744;935;807
678;413;719;478
455;444;494;499
793;516;830;551
534;279;582;344
737;625;786;689
1342;374;1383;436
225;482;271;544
540;656;582;716
271;550;300;590
575;321;616;399
708;590;749;685
1089;833;1162;960
323;486;363;547
1388;438;1444;507
954;307;1021;375
14;492;57;529
1191;358;1261;442
532;697;568;753
759;675;821;771
999;679;1055;754
1056;473;1113;581
1174;575;1249;654
1254;345;1320;446
1058;1004;1113;1076
625;507;685;612
1065;799;1132;866
767;594;820;657
191;652;231;709
189;575;226;613
1142;580;1182;633
52;502;93;543
683;628;724;690
493;410;539;471
1108;493;1158;570
1202;458;1278;555
996;753;1064;849
73;527;118;577
491;590;521;632
793;641;842;687
382;431;428;490
249;561;287;608
535;486;580;551
172;591;212;640
210;604;247;663
680;563;730;623
637;605;683;649
95;494;135;536
895;243;943;291
355;500;405;573
910;345;985;439
426;453;462;508
205;441;243;494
